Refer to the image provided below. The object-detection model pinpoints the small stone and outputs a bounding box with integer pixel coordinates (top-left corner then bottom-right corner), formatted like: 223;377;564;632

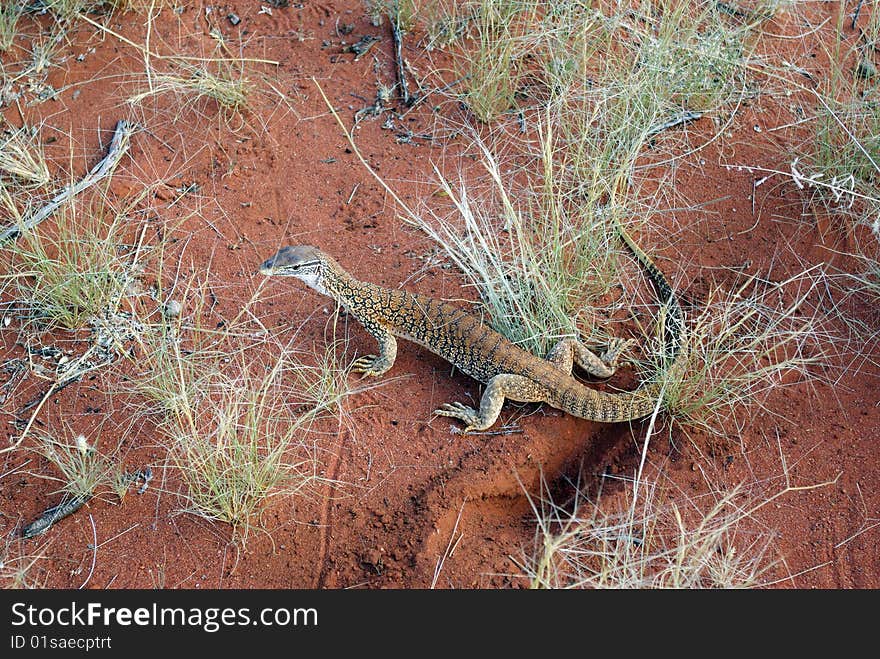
162;299;183;319
227;13;241;26
856;58;876;80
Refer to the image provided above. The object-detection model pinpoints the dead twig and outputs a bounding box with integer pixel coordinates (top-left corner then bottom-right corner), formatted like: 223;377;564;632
390;14;414;106
431;499;466;588
79;513;98;590
0;120;136;243
21;492;93;539
646;110;703;138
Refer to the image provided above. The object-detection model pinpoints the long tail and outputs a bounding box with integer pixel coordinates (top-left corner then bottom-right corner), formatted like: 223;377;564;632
564;219;686;422
612;218;685;367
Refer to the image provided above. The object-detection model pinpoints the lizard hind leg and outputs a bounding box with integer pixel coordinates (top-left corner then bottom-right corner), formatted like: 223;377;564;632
546;337;635;378
434;374;549;433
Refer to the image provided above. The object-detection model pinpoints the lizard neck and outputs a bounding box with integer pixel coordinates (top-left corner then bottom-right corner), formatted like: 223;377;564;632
321;260;376;312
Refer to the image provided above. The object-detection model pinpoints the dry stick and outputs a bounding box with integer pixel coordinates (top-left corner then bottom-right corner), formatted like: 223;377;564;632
853;0;866;30
313;78;416;220
390;15;414;106
77;13;279;66
431;499;466;589
145;0;158;94
2;382;56;457
0;120;136;243
21;492;93;538
79;513;98;590
628;380;666;525
646;110;703;138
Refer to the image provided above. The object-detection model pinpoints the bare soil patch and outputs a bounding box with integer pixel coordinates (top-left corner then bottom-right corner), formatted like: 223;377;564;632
1;1;878;588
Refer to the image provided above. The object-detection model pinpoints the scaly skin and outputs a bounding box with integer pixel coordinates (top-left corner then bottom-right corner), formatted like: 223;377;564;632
260;223;684;432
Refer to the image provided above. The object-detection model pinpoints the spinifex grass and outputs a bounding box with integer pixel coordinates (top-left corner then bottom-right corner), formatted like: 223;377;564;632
521;476;778;589
31;431;126;502
129;282;224;420
643;266;831;437
797;7;880;303
0;532;47;589
455;0;537;123
1;197;138;332
128;60;253;119
129;271;355;543
159;349;345;544
40;1;158;22
425;0;765;123
417;119;631;359
0;126;51;187
0;2;24;52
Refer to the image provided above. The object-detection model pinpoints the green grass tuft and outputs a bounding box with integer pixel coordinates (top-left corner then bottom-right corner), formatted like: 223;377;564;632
1;197;140;332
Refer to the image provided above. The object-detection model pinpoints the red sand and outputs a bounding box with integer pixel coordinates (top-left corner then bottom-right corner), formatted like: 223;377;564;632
1;2;877;588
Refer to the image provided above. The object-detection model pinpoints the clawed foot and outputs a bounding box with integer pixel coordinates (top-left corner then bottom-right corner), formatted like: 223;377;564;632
434;402;483;433
600;338;637;370
351;354;390;377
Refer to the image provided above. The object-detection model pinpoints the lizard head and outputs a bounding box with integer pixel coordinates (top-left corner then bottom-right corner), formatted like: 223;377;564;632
260;245;332;294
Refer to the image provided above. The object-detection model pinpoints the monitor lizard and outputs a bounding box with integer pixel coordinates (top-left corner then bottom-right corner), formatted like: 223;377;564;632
260;220;684;432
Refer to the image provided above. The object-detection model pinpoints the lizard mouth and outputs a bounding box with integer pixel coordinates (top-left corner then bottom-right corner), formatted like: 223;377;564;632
259;258;277;275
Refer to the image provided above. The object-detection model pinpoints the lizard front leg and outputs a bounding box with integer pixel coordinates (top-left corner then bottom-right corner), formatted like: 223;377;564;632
351;321;398;377
435;374;549;433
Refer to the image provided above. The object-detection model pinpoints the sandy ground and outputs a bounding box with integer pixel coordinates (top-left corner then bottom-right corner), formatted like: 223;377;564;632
1;1;878;588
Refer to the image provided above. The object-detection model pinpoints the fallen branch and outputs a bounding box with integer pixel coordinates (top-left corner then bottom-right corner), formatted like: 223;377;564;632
0;120;137;243
646;110;703;138
21;492;93;539
390;13;414;106
853;0;866;30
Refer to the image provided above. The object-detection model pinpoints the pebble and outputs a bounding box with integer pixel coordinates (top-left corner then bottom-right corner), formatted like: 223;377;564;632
856;58;876;80
163;299;183;319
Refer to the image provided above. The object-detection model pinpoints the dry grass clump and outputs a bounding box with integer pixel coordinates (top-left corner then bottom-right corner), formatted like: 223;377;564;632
522;478;778;589
0;126;51;187
0;2;25;53
794;7;880;304
30;430;128;502
646;266;832;436
1;532;48;589
416;131;621;358
129;61;253;118
154;344;352;544
410;0;774;123
520;459;835;589
0;196;141;332
125;274;356;544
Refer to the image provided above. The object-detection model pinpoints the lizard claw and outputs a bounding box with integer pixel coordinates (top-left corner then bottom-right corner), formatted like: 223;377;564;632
351;354;388;377
434;402;481;432
601;338;637;368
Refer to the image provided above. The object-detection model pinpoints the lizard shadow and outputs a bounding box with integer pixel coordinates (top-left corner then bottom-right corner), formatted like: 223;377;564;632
410;412;677;585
